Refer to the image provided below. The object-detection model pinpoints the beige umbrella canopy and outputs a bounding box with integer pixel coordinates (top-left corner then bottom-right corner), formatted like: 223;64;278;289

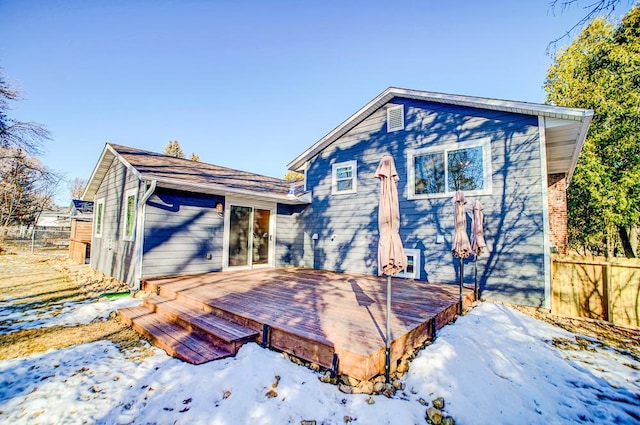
452;191;471;259
471;199;486;257
376;154;405;383
471;199;487;300
452;190;471;312
377;155;406;276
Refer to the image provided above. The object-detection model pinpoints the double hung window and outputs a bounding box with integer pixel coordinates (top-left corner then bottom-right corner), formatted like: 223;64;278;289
408;139;491;199
331;160;357;195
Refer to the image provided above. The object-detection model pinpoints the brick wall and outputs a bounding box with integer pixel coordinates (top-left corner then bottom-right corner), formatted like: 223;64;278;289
548;173;568;254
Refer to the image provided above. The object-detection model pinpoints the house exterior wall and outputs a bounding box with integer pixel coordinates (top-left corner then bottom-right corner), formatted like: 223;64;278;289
275;204;307;267
547;173;568;254
300;98;548;306
90;158;142;287
142;189;225;277
141;190;308;277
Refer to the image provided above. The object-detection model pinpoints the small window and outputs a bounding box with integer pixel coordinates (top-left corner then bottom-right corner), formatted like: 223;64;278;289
398;249;420;279
94;198;105;238
387;105;404;132
123;189;137;241
331;160;357;195
408;139;492;199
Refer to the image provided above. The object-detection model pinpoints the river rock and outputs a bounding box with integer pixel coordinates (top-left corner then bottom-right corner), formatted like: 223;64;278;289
432;397;445;410
426;407;443;425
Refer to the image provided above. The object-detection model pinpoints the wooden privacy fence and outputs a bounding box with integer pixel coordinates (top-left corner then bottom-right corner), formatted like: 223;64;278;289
552;256;640;328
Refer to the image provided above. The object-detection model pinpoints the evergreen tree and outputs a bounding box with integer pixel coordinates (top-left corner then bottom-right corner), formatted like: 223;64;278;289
283;170;304;181
190;152;200;162
545;6;640;256
164;140;185;159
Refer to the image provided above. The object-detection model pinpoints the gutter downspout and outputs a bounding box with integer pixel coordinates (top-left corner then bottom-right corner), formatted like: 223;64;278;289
135;180;157;291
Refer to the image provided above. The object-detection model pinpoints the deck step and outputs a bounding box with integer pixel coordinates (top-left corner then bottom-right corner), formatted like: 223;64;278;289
143;295;259;351
119;306;232;364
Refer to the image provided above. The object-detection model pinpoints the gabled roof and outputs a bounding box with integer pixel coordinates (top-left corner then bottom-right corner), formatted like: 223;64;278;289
287;87;594;182
82;144;307;204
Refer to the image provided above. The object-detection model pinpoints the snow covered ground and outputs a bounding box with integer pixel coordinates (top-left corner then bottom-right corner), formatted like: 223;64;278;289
0;296;141;335
0;300;638;424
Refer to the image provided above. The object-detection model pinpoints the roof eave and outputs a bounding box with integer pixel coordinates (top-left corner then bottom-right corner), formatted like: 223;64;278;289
81;144;115;201
287;87;595;171
566;111;594;185
82;143;144;201
142;176;310;205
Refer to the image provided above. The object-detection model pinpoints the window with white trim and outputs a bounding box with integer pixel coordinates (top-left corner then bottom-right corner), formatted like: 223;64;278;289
398;249;420;279
122;189;137;241
94;198;105;238
387;105;404;132
331;160;357;195
407;139;492;199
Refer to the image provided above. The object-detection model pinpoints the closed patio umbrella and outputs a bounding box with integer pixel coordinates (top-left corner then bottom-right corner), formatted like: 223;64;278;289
376;155;406;383
470;199;487;301
452;191;471;313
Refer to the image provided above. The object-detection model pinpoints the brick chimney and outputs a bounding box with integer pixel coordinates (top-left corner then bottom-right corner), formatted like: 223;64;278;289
548;173;568;254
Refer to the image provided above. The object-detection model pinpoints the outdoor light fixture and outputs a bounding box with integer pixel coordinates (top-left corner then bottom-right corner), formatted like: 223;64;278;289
215;203;224;217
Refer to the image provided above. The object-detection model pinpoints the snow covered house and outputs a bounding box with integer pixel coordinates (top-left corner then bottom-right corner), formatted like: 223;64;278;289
83;87;593;307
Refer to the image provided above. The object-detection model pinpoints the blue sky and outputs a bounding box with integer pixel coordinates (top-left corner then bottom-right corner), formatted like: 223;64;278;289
1;1;635;204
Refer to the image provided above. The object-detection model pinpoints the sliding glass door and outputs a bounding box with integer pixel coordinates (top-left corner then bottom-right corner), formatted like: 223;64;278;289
225;201;274;269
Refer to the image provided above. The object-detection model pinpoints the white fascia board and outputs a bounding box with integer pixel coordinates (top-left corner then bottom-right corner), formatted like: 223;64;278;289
565;112;594;184
109;144;143;181
81;145;114;201
145;176;311;205
81;143;144;201
287;88;395;171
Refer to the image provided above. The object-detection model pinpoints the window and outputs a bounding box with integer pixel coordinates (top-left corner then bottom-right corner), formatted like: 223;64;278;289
123;189;137;241
387;105;404;132
331;160;357;195
398;249;420;279
94;198;105;238
407;139;492;199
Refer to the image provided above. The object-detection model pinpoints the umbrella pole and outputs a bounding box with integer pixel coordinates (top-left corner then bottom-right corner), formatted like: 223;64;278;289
385;274;391;383
459;257;463;314
474;255;478;301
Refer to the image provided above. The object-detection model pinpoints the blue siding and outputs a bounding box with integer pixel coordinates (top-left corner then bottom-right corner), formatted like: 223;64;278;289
275;204;306;267
90;158;141;287
300;99;546;306
142;189;224;277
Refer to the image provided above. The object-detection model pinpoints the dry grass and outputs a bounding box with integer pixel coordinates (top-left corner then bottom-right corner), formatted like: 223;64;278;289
0;249;151;361
507;303;640;360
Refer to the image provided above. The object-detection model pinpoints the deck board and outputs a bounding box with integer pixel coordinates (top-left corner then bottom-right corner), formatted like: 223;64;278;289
142;267;474;379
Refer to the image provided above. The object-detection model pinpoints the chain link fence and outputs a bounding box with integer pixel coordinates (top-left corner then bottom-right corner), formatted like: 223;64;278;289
1;226;71;255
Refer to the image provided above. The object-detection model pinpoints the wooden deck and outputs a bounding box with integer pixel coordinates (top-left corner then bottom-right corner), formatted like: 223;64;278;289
121;268;474;381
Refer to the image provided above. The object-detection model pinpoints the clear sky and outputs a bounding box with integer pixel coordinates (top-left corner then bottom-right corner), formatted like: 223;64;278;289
1;0;635;205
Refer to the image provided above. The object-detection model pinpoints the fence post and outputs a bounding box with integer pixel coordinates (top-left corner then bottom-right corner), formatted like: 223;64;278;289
605;262;613;323
31;227;35;254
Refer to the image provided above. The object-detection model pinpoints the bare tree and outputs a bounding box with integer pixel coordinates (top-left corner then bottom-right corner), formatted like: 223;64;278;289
548;0;624;53
69;177;87;199
0;69;51;156
0;70;59;241
0;147;61;230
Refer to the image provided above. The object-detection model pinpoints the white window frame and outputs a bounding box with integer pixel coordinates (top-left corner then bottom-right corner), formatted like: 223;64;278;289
122;188;137;241
398;248;420;279
387;104;405;132
94;198;105;238
407;138;492;199
331;160;358;195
